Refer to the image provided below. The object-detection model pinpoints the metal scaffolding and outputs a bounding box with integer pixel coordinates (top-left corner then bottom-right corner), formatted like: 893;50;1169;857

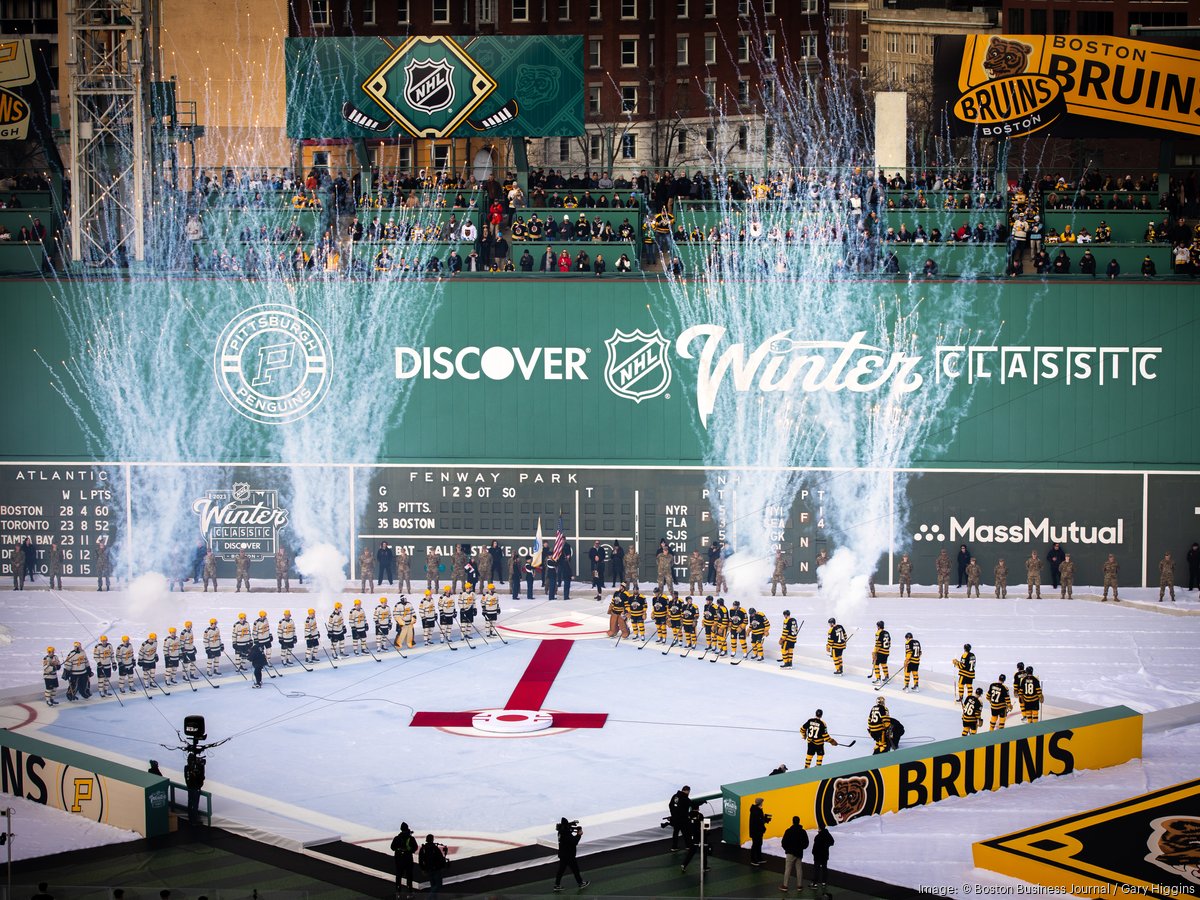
65;0;156;267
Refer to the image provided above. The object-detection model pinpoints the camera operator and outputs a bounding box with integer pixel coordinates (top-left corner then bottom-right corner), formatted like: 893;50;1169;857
553;817;589;891
418;834;449;897
667;785;691;851
749;796;771;866
680;805;710;873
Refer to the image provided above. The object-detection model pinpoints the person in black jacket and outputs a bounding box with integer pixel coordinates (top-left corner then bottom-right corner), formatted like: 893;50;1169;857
609;540;624;588
553;818;589;891
780;816;810;891
812;825;834;886
390;822;417;895
519;248;534;271
667;785;691;851
248;642;267;688
376;541;395;586
418;834;448;897
1188;542;1200;591
680;806;710;873
488;540;506;584
1046;542;1066;589
588;541;606;598
748;797;769;865
956;544;971;588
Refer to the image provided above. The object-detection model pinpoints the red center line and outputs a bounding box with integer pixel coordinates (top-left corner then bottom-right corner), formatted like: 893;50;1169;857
503;639;574;710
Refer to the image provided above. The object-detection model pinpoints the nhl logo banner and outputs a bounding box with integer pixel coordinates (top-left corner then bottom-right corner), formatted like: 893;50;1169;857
286;35;583;139
935;34;1200;139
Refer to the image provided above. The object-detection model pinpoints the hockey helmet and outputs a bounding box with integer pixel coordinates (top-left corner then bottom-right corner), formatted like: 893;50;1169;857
1016;661;1025;669
209;618;217;625
334;601;343;609
379;597;387;604
964;643;972;651
876;696;886;705
828;617;836;624
258;610;267;618
168;627;176;634
121;635;129;643
283;609;291;617
99;636;108;643
1025;665;1034;674
732;600;740;607
353;599;362;606
46;646;54;653
465;582;473;590
238;612;247;620
399;598;409;605
184;621;192;629
783;610;791;617
148;632;157;640
74;641;82;648
905;632;913;639
424;589;432;596
487;583;495;590
307;608;315;616
443;585;452;593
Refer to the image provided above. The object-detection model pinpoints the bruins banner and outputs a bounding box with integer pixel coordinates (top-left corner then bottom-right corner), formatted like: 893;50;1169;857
286;35;583;139
0;39;36;140
935;34;1200;138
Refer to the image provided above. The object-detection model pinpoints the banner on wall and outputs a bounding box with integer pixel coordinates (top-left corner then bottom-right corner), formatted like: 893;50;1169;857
935;34;1200;138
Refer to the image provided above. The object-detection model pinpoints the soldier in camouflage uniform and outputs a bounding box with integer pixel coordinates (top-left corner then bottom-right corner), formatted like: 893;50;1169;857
275;546;290;592
935;549;951;598
202;549;218;591
359;546;376;593
426;548;440;593
478;546;493;590
95;536;112;591
235;548;250;592
770;549;788;596
451;546;468;593
688;550;704;596
898;553;913;597
815;549;830;570
397;547;412;594
1059;553;1075;599
1102;553;1119;601
624;545;640;591
714;550;729;593
48;539;63;590
655;539;674;590
1159;552;1176;602
10;540;25;590
1025;551;1043;599
965;557;982;598
994;558;1008;598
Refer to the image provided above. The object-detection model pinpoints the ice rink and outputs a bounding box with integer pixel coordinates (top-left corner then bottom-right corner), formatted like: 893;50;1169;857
2;577;1198;891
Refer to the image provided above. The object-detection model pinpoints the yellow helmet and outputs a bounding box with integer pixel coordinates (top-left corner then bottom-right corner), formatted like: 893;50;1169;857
46;646;54;654
74;641;82;648
379;597;387;604
184;621;192;629
424;589;432;596
238;612;247;620
487;583;495;590
283;609;291;617
121;635;129;643
168;627;176;634
353;599;362;606
99;635;108;643
443;585;451;593
334;601;342;609
465;582;473;590
148;632;157;640
307;608;315;615
258;610;267;618
209;618;217;625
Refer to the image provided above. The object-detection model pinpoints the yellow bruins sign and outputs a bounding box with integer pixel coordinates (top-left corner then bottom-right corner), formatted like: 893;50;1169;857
936;34;1200;138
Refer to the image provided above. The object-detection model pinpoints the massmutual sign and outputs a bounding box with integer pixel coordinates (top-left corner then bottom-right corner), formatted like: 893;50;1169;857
935;34;1200;138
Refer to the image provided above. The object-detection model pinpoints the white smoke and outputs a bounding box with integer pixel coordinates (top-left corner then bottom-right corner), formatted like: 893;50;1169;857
297;542;348;601
126;572;173;624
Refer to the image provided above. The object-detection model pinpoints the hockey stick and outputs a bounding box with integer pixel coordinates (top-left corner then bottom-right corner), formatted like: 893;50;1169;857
662;636;679;656
459;624;475;650
283;647;313;672
363;640;382;662
681;639;695;658
438;621;459;651
322;646;339;669
638;629;656;649
264;656;284;678
487;619;508;644
614;629;625;648
874;669;900;691
224;651;250;680
132;668;154;700
472;621;490;646
176;665;198;692
191;662;221;688
137;666;169;697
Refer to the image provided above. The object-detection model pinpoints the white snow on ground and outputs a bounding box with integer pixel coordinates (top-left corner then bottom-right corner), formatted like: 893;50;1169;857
0;792;140;861
0;578;1198;889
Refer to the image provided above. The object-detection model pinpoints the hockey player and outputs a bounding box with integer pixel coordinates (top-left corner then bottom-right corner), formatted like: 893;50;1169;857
231;613;252;671
63;641;91;700
162;628;182;685
953;643;977;701
395;597;416;648
714;598;730;657
626;590;647;642
681;597;699;649
303;609;320;663
459;584;478;641
348;599;369;655
987;674;1012;730
868;697;891;754
327;601;347;658
801;709;839;768
277;610;297;666
903;632;921;691
651;587;669;644
419;590;437;645
203;619;223;676
481;584;501;637
826;618;847;675
437;587;457;643
668;592;684;645
139;633;160;687
962;687;984;736
779;610;799;668
180;621;199;682
897;553;913;597
994;558;1008;599
374;597;393;651
728;601;748;657
701;597;716;648
252;611;273;664
94;635;114;697
871;621;891;684
1019;665;1044;722
42;646;61;706
116;635;135;693
748;607;769;661
606;588;630;639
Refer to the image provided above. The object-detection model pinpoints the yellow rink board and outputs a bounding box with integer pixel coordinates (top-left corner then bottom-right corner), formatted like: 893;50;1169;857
974;778;1200;897
721;706;1142;845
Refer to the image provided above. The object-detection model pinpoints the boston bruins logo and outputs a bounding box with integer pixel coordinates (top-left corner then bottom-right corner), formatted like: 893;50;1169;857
815;770;884;827
982;36;1031;79
1146;816;1200;886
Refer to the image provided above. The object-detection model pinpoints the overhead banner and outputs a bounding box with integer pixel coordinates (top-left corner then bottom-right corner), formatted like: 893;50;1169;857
935;34;1200;138
0;39;36;140
286;35;583;139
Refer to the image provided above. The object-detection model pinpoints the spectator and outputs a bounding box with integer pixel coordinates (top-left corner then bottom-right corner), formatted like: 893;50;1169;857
1052;249;1071;274
519;248;534;271
748;797;769;865
921;258;938;277
593;253;606;276
557;248;571;272
1106;258;1121;279
1079;249;1097;277
780;815;809;892
1141;255;1157;278
615;253;632;273
812;824;834;887
539;246;557;272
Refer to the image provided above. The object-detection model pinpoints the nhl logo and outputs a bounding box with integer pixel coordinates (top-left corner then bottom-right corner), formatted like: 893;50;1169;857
604;328;672;403
404;58;455;114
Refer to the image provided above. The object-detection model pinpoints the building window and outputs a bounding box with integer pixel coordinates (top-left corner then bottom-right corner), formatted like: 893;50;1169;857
1007;8;1023;33
621;133;637;159
703;78;717;108
705;127;715;153
765;122;774;149
478;0;497;21
737;34;749;63
1030;8;1046;34
558;0;570;18
1129;11;1188;28
396;145;413;172
886;32;898;53
433;0;450;23
512;0;528;21
589;134;602;161
620;38;638;67
704;34;716;65
589;38;602;67
398;0;410;22
362;0;375;24
588;84;601;114
343;0;352;26
803;0;817;12
432;144;449;170
1053;9;1070;33
737;125;748;151
761;78;775;103
311;0;329;26
704;0;715;16
737;0;748;15
676;0;687;16
676;78;690;112
801;33;817;58
1076;10;1112;35
860;63;868;79
621;85;638;113
649;36;655;66
559;137;571;162
764;32;775;61
590;0;601;18
860;35;868;53
861;9;868;24
905;34;917;55
763;0;774;13
737;81;749;105
621;0;637;17
677;35;689;65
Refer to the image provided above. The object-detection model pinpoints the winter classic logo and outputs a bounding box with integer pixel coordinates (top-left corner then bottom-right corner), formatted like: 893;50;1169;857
192;482;290;561
604;328;672;403
215;304;331;425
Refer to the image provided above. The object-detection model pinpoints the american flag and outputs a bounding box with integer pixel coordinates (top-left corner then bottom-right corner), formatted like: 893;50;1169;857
550;514;566;562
